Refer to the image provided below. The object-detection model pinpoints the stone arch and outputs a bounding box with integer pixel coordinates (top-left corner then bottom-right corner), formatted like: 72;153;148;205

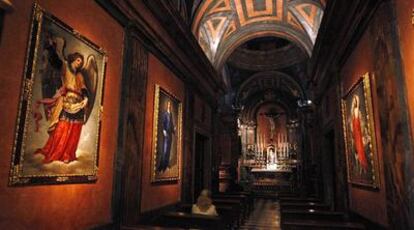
236;71;306;105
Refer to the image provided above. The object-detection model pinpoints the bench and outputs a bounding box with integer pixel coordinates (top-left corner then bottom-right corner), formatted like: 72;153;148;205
281;209;345;222
214;193;252;213
212;198;247;222
121;225;185;230
282;219;366;230
280;202;330;211
279;196;321;203
157;211;225;230
176;203;239;228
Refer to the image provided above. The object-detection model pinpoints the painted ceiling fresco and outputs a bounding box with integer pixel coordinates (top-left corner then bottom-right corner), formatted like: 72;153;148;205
192;0;324;68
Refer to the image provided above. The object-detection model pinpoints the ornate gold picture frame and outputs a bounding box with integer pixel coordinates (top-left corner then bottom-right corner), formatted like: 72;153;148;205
151;85;182;182
9;4;107;185
341;73;380;188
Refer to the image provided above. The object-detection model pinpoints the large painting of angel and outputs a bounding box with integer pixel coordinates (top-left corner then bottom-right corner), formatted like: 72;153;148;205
341;73;380;188
9;4;106;185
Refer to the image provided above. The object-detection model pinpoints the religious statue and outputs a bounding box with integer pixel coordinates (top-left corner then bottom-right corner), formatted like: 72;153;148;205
268;147;276;164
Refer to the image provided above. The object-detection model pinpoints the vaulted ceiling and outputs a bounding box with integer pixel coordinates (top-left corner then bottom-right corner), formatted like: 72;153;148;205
191;0;325;123
192;0;324;69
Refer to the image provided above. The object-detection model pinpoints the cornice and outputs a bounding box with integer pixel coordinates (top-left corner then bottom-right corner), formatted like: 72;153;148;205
309;0;383;94
96;0;225;107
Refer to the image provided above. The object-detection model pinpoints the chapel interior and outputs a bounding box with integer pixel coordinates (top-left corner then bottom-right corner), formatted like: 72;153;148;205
1;0;414;229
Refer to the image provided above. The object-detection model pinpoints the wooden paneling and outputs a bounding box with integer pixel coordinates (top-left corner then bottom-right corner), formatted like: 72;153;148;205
113;29;149;225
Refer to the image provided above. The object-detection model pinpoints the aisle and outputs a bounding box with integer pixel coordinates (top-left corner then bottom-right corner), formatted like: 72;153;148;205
239;199;281;230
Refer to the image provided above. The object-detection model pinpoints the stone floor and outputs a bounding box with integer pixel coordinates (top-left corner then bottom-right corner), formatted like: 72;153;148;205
239;199;281;230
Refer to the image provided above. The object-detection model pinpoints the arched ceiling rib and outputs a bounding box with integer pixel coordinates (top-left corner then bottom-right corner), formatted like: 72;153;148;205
240;90;297;123
227;41;307;71
235;71;303;123
192;0;324;69
236;71;305;105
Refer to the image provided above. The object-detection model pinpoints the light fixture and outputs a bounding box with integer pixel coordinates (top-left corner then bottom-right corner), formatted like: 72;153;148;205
297;99;312;107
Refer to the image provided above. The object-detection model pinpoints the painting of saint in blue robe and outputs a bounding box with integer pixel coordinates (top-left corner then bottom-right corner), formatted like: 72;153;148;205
152;85;182;182
158;101;175;172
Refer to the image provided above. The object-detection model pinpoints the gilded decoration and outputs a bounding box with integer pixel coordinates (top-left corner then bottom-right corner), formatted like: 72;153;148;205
9;4;107;185
151;85;183;182
341;73;380;188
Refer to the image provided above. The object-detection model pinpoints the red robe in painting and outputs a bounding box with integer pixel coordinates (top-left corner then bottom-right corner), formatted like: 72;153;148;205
36;63;88;163
39;120;83;163
352;115;368;170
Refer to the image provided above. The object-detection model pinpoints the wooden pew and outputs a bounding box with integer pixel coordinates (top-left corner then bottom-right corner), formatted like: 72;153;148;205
212;198;247;223
280;201;330;211
176;203;239;229
279;196;321;203
212;194;250;217
214;193;252;213
281;219;366;230
157;211;225;230
278;191;300;198
280;201;366;229
281;209;345;222
121;225;185;230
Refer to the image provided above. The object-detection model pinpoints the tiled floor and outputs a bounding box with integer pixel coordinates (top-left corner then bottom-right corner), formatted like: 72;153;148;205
239;199;281;230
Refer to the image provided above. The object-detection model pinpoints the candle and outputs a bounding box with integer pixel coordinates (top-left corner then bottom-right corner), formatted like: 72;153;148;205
260;134;263;155
278;133;281;147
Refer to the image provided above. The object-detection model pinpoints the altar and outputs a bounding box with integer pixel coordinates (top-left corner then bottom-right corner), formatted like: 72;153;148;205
237;104;301;195
250;165;294;195
241;158;298;195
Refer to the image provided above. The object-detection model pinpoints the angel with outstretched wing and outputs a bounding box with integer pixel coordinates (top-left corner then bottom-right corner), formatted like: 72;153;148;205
34;33;98;164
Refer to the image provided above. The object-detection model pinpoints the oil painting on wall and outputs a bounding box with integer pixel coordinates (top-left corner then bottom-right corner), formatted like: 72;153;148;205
341;73;380;188
9;4;106;185
151;85;182;182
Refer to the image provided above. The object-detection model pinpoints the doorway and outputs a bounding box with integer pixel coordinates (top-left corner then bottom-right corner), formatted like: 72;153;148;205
323;129;336;209
193;132;211;201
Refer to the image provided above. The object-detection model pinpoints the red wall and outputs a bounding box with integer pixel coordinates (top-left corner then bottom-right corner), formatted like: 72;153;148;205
392;2;414;226
0;1;123;229
140;54;184;212
340;21;388;226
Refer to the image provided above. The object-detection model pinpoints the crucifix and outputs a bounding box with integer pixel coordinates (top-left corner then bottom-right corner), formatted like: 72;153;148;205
259;110;285;141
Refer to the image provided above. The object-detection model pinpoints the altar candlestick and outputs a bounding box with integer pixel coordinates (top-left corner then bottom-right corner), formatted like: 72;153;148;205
285;143;288;158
